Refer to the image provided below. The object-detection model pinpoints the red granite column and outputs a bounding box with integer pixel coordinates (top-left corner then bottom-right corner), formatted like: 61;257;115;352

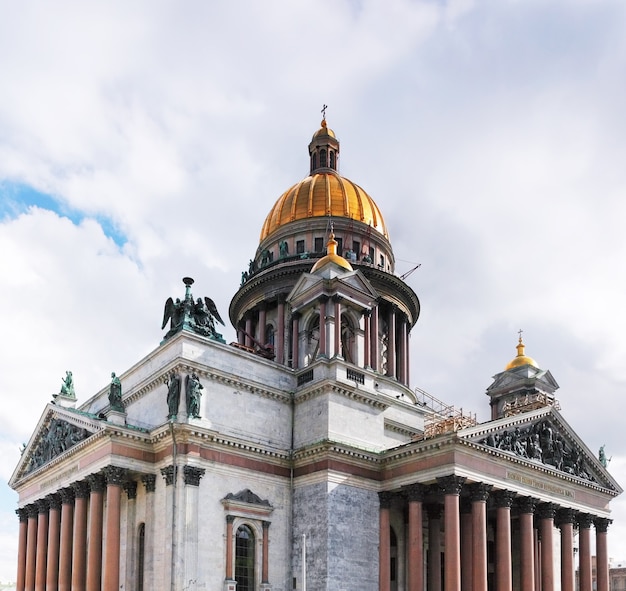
363;309;371;368
427;505;442;591
225;516;235;581
371;304;379;371
557;509;576;591
71;482;89;591
319;296;328;358
58;488;74;591
262;521;270;584
35;499;49;591
277;296;285;364
16;509;28;591
258;304;267;345
538;503;557;591
46;494;61;591
518;497;536;591
291;312;300;369
469;484;491;591
398;315;407;384
407;485;424;591
578;514;593;591
595;518;611;591
494;491;515;591
387;306;397;378
25;505;38;591
86;474;105;591
439;476;465;591
103;467;127;591
245;315;253;348
460;500;472;591
379;492;393;591
333;296;342;357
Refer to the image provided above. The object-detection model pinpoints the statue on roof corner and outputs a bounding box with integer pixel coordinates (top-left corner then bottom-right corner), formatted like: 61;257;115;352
161;277;225;342
109;372;125;413
54;370;76;401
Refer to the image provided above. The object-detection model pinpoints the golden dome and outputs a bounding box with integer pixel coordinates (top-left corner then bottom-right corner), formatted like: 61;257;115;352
311;231;353;273
259;170;389;242
312;119;336;139
505;336;538;370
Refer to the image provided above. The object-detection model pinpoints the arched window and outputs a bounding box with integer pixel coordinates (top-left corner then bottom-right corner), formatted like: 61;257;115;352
329;150;336;169
137;522;145;591
341;315;356;364
320;149;327;168
312;153;317;172
235;524;255;591
265;324;275;347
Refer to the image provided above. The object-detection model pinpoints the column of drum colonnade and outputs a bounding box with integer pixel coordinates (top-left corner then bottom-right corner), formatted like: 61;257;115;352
237;295;413;383
14;466;158;591
377;477;612;591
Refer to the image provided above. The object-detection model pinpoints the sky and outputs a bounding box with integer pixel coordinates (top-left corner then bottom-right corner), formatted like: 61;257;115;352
1;0;625;582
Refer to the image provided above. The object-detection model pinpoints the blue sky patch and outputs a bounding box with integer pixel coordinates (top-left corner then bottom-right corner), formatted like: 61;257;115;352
0;181;127;247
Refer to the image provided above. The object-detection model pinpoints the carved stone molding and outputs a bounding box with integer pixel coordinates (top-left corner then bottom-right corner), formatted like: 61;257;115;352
142;474;156;493
594;517;611;533
537;503;557;520
161;465;177;486
46;493;62;511
517;496;538;514
493;490;516;509
103;466;128;487
183;466;206;487
124;480;138;500
86;473;106;493
578;513;594;529
468;483;492;502
438;475;466;496
378;491;394;509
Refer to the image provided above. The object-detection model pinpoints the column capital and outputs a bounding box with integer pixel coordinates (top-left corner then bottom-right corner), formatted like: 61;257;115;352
556;508;577;527
318;295;329;304
438;475;466;495
493;490;516;508
291;310;301;320
36;498;50;513
86;472;106;493
59;487;75;504
142;473;156;493
16;508;28;522
46;493;62;510
332;294;343;303
124;480;138;500
594;517;612;533
468;482;492;502
160;465;177;486
226;515;236;524
103;465;128;486
404;483;424;502
26;504;39;519
517;496;538;514
71;480;90;499
537;502;557;520
183;465;206;486
578;513;594;529
262;521;271;531
378;490;395;509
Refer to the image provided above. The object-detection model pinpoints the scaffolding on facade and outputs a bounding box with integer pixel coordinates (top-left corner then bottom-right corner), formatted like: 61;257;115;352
413;387;478;440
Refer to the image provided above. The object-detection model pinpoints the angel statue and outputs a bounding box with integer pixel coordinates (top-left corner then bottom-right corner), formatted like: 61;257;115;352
161;277;225;342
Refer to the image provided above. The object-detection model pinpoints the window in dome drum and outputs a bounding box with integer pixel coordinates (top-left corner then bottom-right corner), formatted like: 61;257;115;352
321;149;327;167
296;240;305;254
315;237;324;252
330;151;335;168
379;254;385;268
369;246;375;262
336;237;343;255
352;241;360;260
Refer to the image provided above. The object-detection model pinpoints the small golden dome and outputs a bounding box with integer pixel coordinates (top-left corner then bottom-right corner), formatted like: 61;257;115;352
313;119;336;139
260;170;388;242
505;335;538;370
310;231;353;273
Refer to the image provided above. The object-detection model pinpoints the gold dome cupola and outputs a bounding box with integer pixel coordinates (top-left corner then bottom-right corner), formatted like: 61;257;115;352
309;117;339;173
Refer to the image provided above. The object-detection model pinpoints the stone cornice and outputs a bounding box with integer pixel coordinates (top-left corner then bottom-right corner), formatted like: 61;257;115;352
292;439;382;466
294;380;389;410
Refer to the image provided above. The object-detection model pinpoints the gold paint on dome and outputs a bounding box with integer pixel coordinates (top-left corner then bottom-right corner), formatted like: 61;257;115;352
310;231;353;273
259;171;388;241
505;336;538;370
313;119;336;139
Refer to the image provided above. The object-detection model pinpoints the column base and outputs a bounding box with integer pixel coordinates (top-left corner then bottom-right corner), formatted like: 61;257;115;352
224;579;237;591
260;584;272;591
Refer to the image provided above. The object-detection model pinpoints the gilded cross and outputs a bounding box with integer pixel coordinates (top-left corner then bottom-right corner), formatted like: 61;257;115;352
321;104;328;120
